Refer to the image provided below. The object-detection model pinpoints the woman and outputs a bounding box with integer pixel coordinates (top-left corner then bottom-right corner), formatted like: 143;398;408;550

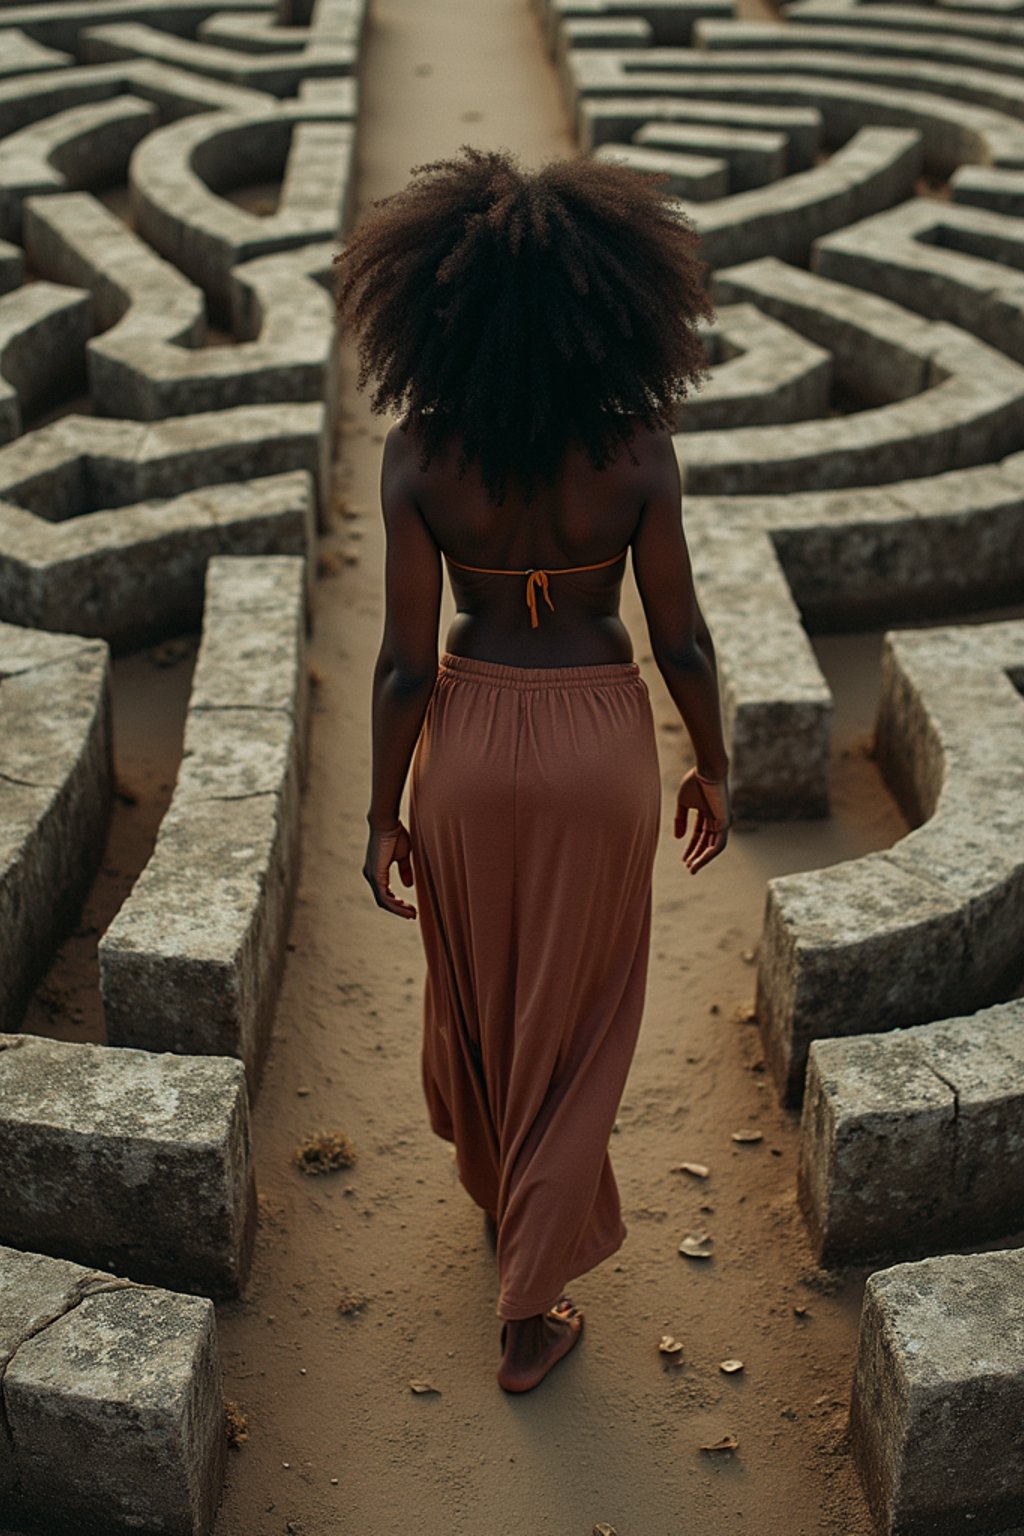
334;146;732;1394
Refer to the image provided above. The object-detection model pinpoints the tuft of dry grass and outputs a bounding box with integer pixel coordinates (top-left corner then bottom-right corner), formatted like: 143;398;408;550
292;1129;357;1175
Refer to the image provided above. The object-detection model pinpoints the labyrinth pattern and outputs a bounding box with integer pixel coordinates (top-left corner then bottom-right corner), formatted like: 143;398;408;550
532;4;1024;1527
0;0;1022;1530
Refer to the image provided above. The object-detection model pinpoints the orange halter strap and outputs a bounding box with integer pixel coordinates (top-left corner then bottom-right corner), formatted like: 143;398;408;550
444;548;628;629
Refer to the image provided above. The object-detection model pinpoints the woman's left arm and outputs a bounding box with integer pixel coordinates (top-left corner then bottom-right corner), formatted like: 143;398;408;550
363;423;441;919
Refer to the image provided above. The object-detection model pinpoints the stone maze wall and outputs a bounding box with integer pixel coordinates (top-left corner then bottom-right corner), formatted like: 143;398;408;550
0;0;1021;1529
0;1;361;1531
532;2;1024;1531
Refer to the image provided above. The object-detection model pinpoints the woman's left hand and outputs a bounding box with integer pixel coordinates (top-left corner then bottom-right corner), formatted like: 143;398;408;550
363;821;417;919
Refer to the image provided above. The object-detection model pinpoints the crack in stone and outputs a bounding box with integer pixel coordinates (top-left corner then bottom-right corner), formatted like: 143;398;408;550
927;1061;961;1192
0;1272;161;1492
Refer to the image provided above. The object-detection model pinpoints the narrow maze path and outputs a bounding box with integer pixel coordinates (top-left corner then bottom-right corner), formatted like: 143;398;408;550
213;3;914;1532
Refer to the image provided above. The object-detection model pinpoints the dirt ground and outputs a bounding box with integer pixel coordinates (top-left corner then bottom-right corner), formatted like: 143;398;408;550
15;2;1024;1534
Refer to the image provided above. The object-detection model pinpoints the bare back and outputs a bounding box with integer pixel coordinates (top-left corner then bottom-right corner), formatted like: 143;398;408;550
392;417;660;667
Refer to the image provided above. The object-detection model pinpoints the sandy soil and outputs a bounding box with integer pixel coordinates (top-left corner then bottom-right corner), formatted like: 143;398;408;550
13;3;1024;1534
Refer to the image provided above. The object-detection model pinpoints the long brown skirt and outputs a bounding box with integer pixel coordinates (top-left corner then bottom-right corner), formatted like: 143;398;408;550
408;651;661;1321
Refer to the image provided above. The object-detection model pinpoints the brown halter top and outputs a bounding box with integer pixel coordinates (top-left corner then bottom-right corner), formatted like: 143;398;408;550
444;548;629;628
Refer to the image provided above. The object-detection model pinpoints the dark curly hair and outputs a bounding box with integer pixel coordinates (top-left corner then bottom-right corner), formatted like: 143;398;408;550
333;144;715;505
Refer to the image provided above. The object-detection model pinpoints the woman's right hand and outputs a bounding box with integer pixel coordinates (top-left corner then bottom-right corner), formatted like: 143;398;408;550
674;768;732;874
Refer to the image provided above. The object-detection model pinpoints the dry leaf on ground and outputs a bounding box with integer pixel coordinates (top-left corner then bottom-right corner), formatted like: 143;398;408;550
719;1359;744;1373
593;1526;618;1535
408;1379;440;1395
699;1434;739;1453
678;1231;714;1260
674;1161;710;1179
658;1335;684;1355
731;1129;763;1144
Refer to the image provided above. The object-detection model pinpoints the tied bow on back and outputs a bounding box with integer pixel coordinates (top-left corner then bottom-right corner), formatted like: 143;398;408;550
524;569;556;629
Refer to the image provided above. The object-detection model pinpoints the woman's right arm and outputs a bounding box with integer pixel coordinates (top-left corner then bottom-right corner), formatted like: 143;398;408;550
631;426;732;873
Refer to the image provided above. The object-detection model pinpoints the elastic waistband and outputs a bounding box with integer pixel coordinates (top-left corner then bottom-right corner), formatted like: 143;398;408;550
438;651;641;691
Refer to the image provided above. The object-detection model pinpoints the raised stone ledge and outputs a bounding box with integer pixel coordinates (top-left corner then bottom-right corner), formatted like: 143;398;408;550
0;94;156;243
0;400;326;523
798;1000;1024;1264
0;1033;256;1297
0;28;70;78
812;196;1024;365
0;468;315;650
952;164;1024;218
24;192;337;418
580;95;823;170
786;0;1024;48
568;56;1024;174
0;242;23;296
559;17;654;49
129;100;356;313
849;1249;1024;1536
82;20;355;92
753;618;1024;1104
0;1244;225;1536
685;450;1024;818
694;17;1024;81
634;117;789;189
677;302;832;431
0;58;272;140
532;0;733;50
0;624;111;1031
200;0;363;50
0;0;275;53
0;280;90;444
617;118;923;268
697;254;1024;493
593;139;728;197
99;554;309;1090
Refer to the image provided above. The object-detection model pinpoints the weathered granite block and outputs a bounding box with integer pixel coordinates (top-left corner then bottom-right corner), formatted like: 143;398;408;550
593;139;729;198
100;556;307;1089
755;851;974;1105
952;165;1024;217
579;95;823;170
0;239;23;295
565;49;1024;175
81;19;355;92
0;94;157;242
676;302;832;432
799;1000;1024;1263
100;792;295;1088
0;1032;256;1296
0;0;277;53
0;279;90;443
686;512;833;817
850;1249;1024;1536
0;1245;225;1536
0;626;112;1029
130;101;355;315
875;622;1024;994
812;197;1024;365
635;118;788;190
0;469;316;650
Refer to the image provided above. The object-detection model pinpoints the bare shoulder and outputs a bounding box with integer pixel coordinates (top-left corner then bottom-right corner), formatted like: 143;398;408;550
615;417;679;497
